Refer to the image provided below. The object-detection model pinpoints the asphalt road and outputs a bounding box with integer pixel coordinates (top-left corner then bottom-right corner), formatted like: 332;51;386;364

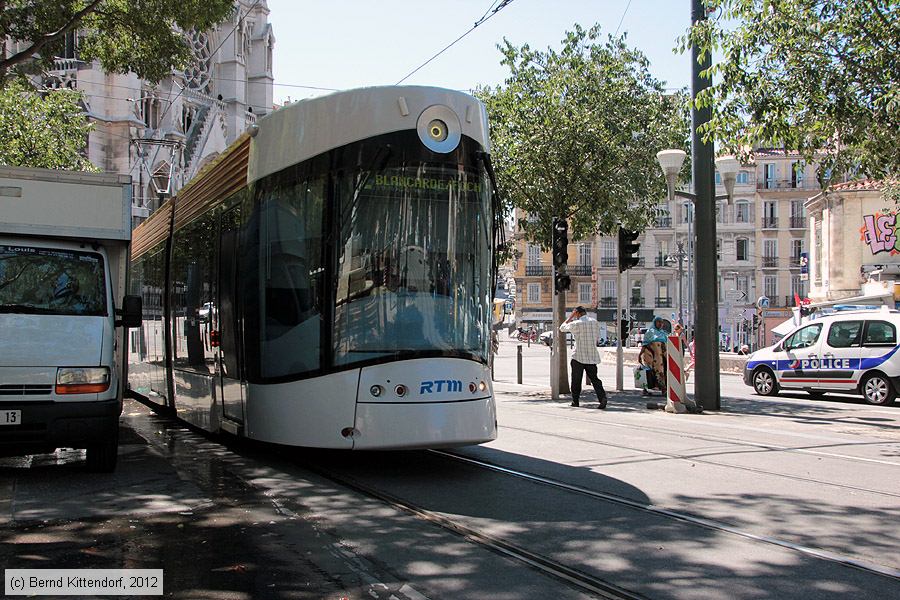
2;339;899;599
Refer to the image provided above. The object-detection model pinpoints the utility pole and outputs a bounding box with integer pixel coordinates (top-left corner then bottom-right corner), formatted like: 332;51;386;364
691;0;720;411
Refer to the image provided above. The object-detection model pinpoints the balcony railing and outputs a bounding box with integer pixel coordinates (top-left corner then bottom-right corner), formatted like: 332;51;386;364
757;179;820;191
569;265;592;276
654;216;672;228
599;297;617;308
791;255;803;267
762;256;778;268
790;216;807;229
600;257;618;268
629;297;645;307
655;256;668;267
655;297;672;308
525;265;551;276
762;217;778;229
634;257;646;268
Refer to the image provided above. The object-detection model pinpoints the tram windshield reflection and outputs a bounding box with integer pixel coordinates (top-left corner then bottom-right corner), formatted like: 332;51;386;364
333;164;492;366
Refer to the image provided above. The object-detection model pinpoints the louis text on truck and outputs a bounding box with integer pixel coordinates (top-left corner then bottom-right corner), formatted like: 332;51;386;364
0;166;141;471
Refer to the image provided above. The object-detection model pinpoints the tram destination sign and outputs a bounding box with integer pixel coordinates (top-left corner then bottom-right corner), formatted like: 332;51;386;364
371;174;482;193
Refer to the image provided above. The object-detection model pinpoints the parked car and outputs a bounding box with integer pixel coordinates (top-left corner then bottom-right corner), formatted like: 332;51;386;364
743;307;900;405
539;330;576;346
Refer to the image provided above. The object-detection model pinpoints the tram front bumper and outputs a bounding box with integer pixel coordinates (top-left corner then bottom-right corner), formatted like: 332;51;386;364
352;397;496;450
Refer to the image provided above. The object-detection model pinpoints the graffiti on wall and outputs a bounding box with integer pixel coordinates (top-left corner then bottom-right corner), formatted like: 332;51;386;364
861;212;900;255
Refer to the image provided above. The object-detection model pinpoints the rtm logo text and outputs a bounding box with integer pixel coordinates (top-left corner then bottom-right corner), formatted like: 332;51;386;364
420;380;463;394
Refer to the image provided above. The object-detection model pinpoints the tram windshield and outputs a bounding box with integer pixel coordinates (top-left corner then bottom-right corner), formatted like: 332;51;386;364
333;164;492;366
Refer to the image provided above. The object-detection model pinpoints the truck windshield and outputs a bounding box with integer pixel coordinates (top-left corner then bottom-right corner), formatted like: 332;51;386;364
0;245;107;316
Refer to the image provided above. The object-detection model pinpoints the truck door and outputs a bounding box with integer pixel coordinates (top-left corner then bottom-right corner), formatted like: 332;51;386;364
779;323;823;389
218;204;245;427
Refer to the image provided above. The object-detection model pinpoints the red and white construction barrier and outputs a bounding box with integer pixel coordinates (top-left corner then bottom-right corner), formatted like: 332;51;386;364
665;335;697;414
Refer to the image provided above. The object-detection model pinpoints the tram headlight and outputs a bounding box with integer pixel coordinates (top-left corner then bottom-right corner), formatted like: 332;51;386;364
370;385;384;397
394;384;408;397
479;381;487;392
469;382;477;394
416;105;461;153
427;119;448;143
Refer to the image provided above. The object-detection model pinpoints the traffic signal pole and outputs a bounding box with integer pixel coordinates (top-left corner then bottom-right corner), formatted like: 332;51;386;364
551;218;571;401
616;268;625;391
616;226;641;391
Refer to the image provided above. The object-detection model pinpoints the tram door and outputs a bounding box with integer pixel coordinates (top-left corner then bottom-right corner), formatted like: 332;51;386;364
218;204;245;425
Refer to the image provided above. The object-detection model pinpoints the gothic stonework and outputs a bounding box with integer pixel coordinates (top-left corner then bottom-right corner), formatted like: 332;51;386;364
39;1;274;227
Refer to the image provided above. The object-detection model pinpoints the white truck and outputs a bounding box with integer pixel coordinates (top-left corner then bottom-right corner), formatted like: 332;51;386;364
0;166;141;471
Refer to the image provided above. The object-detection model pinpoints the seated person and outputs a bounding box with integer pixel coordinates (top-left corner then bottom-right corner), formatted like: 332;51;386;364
641;316;670;395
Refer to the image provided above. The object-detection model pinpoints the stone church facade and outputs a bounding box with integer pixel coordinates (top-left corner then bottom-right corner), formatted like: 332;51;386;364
36;1;274;226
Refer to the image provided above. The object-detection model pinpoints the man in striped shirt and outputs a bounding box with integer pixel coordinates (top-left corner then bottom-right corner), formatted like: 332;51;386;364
559;306;608;408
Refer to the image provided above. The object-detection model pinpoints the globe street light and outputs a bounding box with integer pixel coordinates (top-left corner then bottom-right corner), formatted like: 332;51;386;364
656;150;739;411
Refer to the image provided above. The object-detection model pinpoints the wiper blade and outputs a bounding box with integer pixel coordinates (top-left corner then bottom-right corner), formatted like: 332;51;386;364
0;303;56;314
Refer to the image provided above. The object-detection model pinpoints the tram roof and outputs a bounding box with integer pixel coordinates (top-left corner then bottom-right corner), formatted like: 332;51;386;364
248;85;490;184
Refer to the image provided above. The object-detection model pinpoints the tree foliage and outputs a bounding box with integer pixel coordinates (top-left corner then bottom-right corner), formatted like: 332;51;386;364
684;0;900;181
0;81;96;170
478;24;690;249
0;0;234;84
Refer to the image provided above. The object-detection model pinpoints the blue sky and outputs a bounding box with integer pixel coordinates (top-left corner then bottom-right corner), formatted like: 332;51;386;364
265;0;695;104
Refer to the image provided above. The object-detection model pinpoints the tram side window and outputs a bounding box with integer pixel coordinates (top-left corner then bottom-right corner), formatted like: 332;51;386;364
129;257;147;363
171;212;218;372
257;173;325;378
863;320;896;346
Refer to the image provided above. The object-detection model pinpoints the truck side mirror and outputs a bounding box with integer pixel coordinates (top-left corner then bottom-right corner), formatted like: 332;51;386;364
116;295;142;328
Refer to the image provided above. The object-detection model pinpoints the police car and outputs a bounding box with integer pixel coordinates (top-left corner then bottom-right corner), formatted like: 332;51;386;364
744;307;900;405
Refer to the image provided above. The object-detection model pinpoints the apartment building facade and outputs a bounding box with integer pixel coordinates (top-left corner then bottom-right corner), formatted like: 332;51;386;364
511;150;821;347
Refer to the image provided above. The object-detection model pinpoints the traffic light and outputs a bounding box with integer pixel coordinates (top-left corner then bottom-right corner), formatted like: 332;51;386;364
552;218;568;267
618;227;640;272
554;272;571;293
621;318;628;341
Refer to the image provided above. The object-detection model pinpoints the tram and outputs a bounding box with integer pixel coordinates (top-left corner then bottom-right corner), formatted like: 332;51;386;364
128;86;500;449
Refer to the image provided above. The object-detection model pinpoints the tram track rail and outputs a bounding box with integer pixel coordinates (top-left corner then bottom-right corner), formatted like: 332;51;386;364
498;423;900;500
502;404;900;470
299;460;650;600
430;450;900;584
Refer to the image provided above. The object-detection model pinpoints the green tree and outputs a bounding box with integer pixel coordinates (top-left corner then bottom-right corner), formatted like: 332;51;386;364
0;81;96;170
478;24;689;396
479;24;690;249
0;0;234;84
685;0;899;181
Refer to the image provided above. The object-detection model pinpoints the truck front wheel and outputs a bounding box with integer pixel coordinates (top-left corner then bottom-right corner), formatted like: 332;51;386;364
85;431;119;472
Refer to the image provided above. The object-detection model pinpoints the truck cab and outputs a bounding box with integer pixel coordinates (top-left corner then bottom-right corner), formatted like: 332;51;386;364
0;166;141;471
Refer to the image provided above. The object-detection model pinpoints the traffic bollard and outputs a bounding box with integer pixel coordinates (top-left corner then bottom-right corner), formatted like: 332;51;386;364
517;345;523;384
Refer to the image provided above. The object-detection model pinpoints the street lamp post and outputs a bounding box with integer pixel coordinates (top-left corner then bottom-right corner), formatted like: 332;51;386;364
654;0;743;412
657;153;739;412
666;241;687;326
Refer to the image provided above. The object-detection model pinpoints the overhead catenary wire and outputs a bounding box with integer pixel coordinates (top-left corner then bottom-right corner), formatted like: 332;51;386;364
614;0;633;37
395;0;515;85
